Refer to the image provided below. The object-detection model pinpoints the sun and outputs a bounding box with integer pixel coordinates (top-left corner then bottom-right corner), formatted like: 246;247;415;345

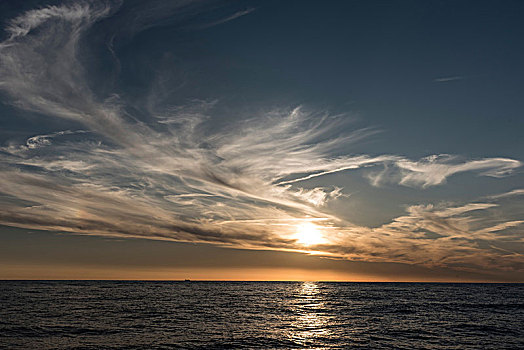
295;222;326;246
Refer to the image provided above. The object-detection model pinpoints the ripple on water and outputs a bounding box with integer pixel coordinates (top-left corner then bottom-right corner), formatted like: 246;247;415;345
0;281;523;349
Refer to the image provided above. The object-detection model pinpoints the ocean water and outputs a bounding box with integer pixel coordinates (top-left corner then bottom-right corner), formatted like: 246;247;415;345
0;281;523;349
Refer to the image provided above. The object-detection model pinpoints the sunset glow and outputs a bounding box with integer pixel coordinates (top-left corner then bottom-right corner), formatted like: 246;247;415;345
294;223;326;246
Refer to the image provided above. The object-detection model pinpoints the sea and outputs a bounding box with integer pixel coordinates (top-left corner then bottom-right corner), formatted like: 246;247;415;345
0;281;523;349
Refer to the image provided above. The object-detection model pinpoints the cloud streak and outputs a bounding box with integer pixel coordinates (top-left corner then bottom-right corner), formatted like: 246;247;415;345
434;76;464;82
198;8;256;29
367;154;521;188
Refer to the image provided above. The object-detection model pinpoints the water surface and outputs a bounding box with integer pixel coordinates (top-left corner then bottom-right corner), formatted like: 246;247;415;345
1;281;523;349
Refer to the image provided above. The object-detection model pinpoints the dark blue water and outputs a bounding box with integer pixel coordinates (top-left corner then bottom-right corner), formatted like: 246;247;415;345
1;281;523;349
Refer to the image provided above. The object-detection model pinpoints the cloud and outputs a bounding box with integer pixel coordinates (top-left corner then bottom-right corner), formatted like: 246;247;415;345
198;8;256;29
368;154;522;188
487;189;524;199
0;1;522;274
25;130;88;149
322;199;524;271
0;1;374;249
433;76;464;82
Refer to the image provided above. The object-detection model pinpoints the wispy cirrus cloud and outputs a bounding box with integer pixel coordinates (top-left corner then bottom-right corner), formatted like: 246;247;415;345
25;130;88;149
198;7;256;29
433;76;464;82
0;0;522;274
487;189;524;199
321;200;524;271
367;154;522;188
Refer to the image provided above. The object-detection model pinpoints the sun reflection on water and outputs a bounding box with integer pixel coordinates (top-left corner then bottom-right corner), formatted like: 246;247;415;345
289;282;332;346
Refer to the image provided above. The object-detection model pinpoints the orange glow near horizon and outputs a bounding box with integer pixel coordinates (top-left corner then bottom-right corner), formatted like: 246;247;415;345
0;263;504;283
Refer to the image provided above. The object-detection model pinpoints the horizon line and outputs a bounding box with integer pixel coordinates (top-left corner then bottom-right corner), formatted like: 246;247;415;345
1;279;522;284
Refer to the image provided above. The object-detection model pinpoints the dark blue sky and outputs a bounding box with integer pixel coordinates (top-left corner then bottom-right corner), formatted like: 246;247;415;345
150;0;524;158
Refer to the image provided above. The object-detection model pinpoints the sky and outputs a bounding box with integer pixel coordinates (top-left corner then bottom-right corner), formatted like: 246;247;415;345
0;0;523;281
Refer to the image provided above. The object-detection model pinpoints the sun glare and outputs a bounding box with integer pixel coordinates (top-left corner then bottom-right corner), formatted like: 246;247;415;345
295;222;326;246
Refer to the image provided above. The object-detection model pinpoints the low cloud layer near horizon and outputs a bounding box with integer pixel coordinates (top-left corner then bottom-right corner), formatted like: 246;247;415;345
0;0;523;275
